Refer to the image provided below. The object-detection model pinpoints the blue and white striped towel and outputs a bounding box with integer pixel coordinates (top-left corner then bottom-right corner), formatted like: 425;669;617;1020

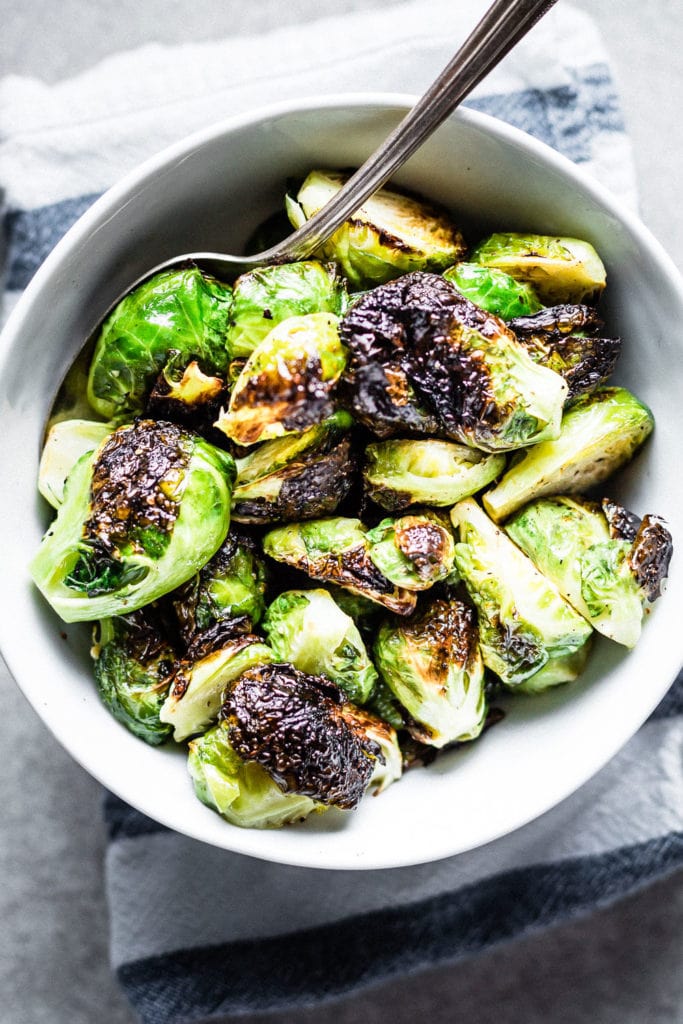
1;2;681;1022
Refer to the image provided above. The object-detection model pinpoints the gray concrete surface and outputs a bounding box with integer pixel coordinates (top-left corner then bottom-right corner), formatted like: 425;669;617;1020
2;2;682;1023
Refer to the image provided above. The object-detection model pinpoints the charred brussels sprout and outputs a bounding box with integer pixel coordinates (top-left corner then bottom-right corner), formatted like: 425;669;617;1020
364;438;505;512
188;721;323;828
443;262;543;319
38;418;111;509
483;388;654;521
506;496;673;648
262;589;378;703
451;499;593;691
30;420;235;622
228;261;348;358
509;305;621;398
220;663;383;809
286;169;466;288
160;631;274;742
471;233;607;305
340;273;566;448
170;530;268;646
231;411;355;524
262;517;417;615
87;267;233;421
215;313;347;446
92;609;176;745
366;511;455;591
373;599;487;746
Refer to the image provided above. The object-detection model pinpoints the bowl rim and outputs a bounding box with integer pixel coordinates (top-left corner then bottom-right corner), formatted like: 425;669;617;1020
1;92;682;871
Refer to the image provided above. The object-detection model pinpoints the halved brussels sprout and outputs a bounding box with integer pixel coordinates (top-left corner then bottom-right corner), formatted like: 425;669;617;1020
373;599;487;747
340;273;567;449
30;420;235;622
509;304;621;398
231;411;355;524
262;517;417;615
451;498;593;690
188;721;324;828
443;262;543;319
364;439;505;512
506;496;673;648
145;352;228;435
471;233;607;305
87;267;233;421
220;663;383;809
483;388;654;522
366;511;455;591
262;589;378;703
38;418;111;509
170;530;268;646
92;609;176;745
286;169;466;288
228;260;348;358
160;631;274;742
339;703;403;795
215;313;347;446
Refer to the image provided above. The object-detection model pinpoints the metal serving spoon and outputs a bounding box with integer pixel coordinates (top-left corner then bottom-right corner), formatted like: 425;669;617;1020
119;0;558;288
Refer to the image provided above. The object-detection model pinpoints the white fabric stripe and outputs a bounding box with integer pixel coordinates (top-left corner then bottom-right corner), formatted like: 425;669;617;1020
107;714;683;967
0;1;625;210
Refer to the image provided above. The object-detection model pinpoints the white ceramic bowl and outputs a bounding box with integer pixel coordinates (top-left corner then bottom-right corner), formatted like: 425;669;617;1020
1;95;682;871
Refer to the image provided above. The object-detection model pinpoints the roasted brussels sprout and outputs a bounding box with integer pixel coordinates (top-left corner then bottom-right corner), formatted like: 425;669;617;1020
506;496;673;648
286;169;466;288
483;387;654;522
92;609;176;745
87;267;233;421
228;260;348;358
170;530;268;646
443;262;543;319
451;498;593;691
220;663;383;809
145;352;228;434
188;721;323;828
262;517;417;615
339;702;403;794
30;420;235;622
364;438;505;512
231;411;355;524
373;599;487;746
366;511;455;591
508;304;621;398
471;233;607;304
160;630;273;742
262;588;377;703
215;313;347;446
340;273;567;449
38;418;111;509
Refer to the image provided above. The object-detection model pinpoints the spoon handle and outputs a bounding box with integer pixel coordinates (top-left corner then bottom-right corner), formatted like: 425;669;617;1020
265;0;558;263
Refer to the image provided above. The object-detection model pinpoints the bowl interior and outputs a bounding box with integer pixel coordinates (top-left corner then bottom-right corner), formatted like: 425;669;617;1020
1;97;682;870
